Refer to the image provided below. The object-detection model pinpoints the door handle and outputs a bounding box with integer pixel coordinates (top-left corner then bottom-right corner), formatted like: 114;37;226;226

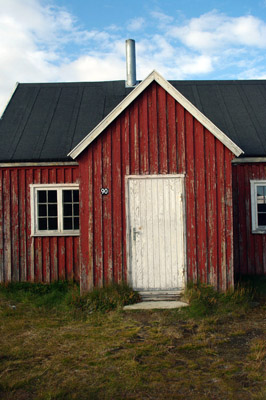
133;227;141;241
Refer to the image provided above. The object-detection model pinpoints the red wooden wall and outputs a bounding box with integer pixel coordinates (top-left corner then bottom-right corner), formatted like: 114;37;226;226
79;81;235;292
0;165;80;283
233;163;266;276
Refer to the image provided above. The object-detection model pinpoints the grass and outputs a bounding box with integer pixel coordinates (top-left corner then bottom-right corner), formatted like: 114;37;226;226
0;279;266;399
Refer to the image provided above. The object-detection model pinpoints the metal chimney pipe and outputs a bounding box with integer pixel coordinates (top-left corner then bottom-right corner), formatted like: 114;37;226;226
126;39;136;87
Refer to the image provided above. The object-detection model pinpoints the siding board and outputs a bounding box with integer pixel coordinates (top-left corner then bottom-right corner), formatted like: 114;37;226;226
205;130;218;287
185;111;197;283
195;122;207;284
0;81;235;290
233;162;266;277
93;137;103;287
0;165;79;283
102;130;113;285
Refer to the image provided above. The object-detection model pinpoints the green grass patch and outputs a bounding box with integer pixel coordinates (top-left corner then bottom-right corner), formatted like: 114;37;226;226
1;279;266;399
182;282;255;319
72;283;141;313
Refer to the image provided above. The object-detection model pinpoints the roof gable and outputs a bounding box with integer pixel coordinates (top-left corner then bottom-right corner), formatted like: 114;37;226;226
68;70;243;159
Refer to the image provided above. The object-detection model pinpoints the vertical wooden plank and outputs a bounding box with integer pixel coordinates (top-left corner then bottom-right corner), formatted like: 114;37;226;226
11;169;20;281
41;168;50;283
112;119;123;283
167;94;177;174
34;168;42;282
56;168;65;280
237;165;248;275
216;141;226;291
121;109;130;282
139;92;149;175
225;149;234;289
3;169;11;282
194;123;207;284
64;168;74;281
19;169;27;282
130;101;140;175
157;86;168;173
73;237;80;282
176;103;186;174
93;137;103;287
163;179;172;289
245;164;254;275
232;165;240;277
205;131;218;287
148;83;159;174
102;130;113;285
79;150;93;293
26;168;34;282
48;168;58;281
72;166;79;182
145;178;154;288
185;111;197;283
0;169;3;282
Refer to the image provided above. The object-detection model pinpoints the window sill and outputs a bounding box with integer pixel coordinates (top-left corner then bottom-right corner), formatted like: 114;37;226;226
31;232;80;237
252;229;266;234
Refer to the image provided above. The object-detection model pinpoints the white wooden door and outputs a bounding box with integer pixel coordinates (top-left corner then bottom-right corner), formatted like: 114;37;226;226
126;175;185;291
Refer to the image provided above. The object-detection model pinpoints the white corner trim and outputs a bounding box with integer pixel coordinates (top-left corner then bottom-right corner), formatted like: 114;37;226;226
68;70;244;159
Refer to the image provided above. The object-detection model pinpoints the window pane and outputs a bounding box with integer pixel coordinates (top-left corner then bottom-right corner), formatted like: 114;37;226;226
258;213;266;226
63;217;73;230
48;218;58;230
63;190;72;202
73;190;79;202
74;204;79;216
74;217;79;230
38;204;47;217
48;204;57;216
48;190;57;202
257;186;266;204
38;218;47;230
63;204;72;216
38;191;47;203
258;204;266;213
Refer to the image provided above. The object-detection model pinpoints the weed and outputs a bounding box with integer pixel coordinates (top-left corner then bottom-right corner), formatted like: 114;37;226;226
182;282;254;319
72;283;141;313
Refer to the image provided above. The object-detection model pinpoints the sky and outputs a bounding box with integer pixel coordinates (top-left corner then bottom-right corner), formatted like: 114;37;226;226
1;0;266;113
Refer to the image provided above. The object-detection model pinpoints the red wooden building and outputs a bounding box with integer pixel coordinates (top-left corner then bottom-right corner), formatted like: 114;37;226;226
1;68;266;293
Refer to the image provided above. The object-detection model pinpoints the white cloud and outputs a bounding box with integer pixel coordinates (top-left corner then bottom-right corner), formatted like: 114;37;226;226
0;1;266;114
168;11;266;52
127;17;145;31
151;11;174;25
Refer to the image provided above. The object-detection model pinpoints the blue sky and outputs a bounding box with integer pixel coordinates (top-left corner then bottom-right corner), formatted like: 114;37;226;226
1;0;266;113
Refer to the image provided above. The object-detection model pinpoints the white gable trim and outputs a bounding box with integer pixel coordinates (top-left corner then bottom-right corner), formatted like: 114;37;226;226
68;70;244;159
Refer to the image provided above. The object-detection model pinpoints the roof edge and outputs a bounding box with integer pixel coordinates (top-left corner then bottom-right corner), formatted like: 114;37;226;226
69;70;244;159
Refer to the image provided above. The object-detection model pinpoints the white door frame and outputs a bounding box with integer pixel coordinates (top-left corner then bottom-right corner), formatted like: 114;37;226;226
125;174;187;291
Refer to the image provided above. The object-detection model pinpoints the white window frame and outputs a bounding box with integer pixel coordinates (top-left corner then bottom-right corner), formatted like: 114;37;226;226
30;183;80;236
250;180;266;234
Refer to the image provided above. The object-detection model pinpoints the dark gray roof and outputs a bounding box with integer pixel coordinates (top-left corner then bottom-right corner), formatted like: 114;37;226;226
171;80;266;158
0;81;133;162
1;79;266;162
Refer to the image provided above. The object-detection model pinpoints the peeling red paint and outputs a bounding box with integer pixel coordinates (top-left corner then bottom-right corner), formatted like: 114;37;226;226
78;82;234;292
0;165;79;283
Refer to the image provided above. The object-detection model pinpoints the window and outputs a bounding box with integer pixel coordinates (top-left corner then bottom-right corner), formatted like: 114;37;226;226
250;180;266;233
30;184;79;236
